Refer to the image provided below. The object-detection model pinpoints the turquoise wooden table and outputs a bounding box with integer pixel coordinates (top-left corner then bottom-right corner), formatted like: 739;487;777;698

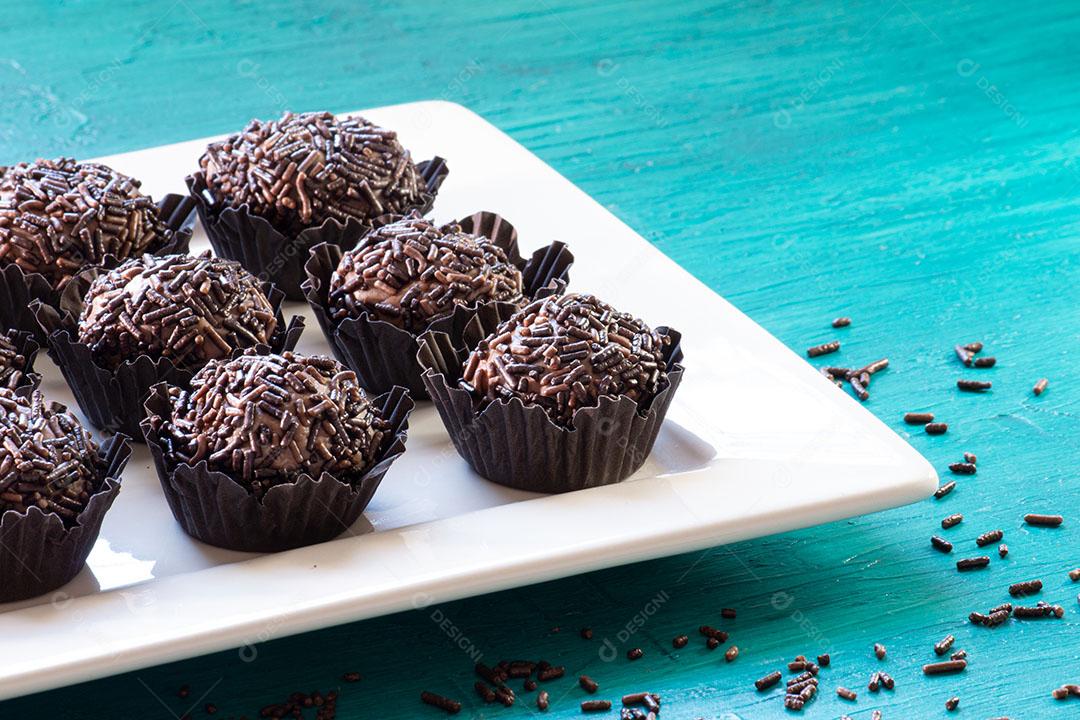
2;1;1078;717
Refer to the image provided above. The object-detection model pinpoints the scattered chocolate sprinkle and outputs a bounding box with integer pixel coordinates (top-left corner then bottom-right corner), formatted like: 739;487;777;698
807;341;840;358
524;679;537;692
420;691;461;714
204;704;217;715
200;111;428;233
0;157;175;289
698;625;728;641
957;379;991;392
954;345;973;366
934;634;955;656
474;682;496;704
178;685;190;698
817;653;830;667
837;687;857;700
956;556;990;571
1014;603;1064;619
873;643;886;659
925;422;949;435
537;665;565;682
724;645;739;662
868;672;881;692
755;671;782;691
964;342;983;353
580;627;593;640
1008;579;1043;597
342;672;361;683
941;514;963;529
672;635;688;649
581;700;612;712
963;451;977;464
627;648;644;661
973;356;996;368
946;696;959;711
720;608;736;619
579;676;599;694
949;462;976;475
879;672;895;690
162;352;387;495
621;693;650;706
1069;569;1080;582
950;649;967;660
976;529;1003;546
537;691;549;711
1025;513;1063;527
904;412;934;424
1053;687;1069;700
931;535;953;553
832;317;851;328
706;636;719;650
923;659;967;675
999;543;1009;558
934;481;956;499
1033;378;1049;396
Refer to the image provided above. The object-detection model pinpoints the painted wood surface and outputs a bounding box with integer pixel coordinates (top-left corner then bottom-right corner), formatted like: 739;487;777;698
2;0;1078;717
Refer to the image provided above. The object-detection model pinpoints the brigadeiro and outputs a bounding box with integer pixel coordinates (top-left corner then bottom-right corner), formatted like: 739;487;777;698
418;292;684;493
141;351;413;552
0;157;195;340
186;111;449;298
32;252;303;439
303;211;573;396
0;388;130;602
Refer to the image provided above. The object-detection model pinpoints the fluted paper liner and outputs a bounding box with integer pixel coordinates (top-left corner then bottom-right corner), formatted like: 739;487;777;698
33;272;304;440
186;158;449;300
141;384;414;552
1;329;41;396
301;212;574;397
0;194;196;342
417;311;684;493
0;434;130;602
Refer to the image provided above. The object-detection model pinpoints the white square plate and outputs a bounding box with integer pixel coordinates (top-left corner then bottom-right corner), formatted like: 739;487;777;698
0;101;936;700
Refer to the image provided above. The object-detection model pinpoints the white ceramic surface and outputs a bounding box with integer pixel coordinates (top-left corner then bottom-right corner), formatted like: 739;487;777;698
0;101;936;700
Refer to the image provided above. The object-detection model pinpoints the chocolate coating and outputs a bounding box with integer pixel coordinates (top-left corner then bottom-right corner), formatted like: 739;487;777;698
461;293;670;425
164;352;387;496
199;111;428;233
328;214;523;331
0;389;102;523
0;332;29;389
0;158;174;289
77;253;278;371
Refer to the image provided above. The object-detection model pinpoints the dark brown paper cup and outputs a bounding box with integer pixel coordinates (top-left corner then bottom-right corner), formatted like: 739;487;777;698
1;329;41;396
0;434;130;603
141;384;414;552
417;312;684;493
301;212;574;397
33;271;304;440
0;194;195;342
186;158;449;300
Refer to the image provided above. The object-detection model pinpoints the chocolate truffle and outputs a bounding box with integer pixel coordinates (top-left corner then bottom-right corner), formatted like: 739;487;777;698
0;332;29;389
461;293;670;425
198;111;428;233
0;389;102;522
0;158;174;289
77;253;278;371
328;214;524;331
164;352;387;496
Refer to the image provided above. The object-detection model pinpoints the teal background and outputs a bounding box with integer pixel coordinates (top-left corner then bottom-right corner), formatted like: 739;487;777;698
2;0;1078;717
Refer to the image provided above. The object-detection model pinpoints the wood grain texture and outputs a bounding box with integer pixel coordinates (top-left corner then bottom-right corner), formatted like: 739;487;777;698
2;0;1078;717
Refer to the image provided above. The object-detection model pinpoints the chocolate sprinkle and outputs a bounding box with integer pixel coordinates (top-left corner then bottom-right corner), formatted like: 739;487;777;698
925;422;948;435
462;293;670;426
0;157;173;289
163;352;386;495
0;331;29;389
78;253;277;371
199;111;427;233
328;213;523;331
0;388;102;523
